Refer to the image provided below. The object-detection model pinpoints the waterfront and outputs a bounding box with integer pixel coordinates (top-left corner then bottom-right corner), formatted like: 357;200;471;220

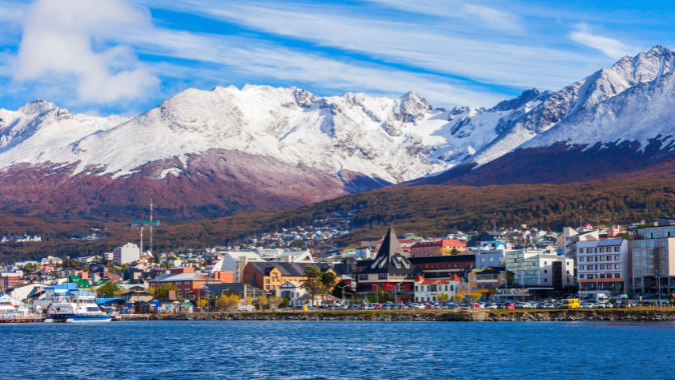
5;321;675;379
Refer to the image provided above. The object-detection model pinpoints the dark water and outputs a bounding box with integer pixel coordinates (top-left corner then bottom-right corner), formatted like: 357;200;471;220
4;321;675;379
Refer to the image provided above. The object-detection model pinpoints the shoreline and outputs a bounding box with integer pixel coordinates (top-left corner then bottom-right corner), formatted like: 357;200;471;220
117;309;675;322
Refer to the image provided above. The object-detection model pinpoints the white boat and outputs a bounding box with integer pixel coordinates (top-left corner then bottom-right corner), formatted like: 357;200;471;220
44;290;111;323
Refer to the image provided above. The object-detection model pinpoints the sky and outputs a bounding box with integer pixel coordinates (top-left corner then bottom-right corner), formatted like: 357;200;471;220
0;0;673;116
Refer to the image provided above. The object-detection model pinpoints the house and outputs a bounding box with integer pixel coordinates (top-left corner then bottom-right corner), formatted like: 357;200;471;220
1;272;22;291
272;250;315;263
413;276;459;302
204;251;265;283
279;281;306;307
204;283;265;300
120;291;155;303
408;254;476;278
148;268;222;301
356;227;421;294
40;265;55;275
473;266;509;300
243;262;340;296
360;237;380;248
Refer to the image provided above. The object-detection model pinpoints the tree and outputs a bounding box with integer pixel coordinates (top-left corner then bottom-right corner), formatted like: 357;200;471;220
466;293;481;303
196;299;207;308
155;283;178;300
227;295;241;312
217;294;229;311
331;280;353;299
450;248;460;255
95;280;121;298
451;294;464;303
376;286;391;303
437;293;450;303
302;266;323;304
254;297;267;310
279;298;290;308
320;271;337;302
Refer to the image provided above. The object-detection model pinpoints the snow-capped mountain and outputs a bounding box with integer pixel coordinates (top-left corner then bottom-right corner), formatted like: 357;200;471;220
413;45;675;186
3;45;675;219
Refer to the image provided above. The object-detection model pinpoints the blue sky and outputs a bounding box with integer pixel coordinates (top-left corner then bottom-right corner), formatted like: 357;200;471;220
0;0;673;116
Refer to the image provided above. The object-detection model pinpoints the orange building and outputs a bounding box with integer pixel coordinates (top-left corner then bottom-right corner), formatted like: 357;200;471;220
243;262;340;296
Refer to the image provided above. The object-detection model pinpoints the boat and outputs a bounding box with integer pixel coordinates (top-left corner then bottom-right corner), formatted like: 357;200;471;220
44;289;111;323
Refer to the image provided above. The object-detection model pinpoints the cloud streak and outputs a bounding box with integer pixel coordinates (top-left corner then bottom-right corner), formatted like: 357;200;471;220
569;24;639;59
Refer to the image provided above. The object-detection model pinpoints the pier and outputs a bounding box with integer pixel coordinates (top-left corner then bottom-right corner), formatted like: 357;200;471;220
0;314;44;324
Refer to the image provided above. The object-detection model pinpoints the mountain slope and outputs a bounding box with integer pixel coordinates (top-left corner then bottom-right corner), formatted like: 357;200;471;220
411;45;675;186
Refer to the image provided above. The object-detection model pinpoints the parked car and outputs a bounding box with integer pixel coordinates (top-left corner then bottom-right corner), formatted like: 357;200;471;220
397;304;409;310
504;303;516;309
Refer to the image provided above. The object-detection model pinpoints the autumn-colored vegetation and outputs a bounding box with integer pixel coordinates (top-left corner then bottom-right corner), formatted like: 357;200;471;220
3;177;675;262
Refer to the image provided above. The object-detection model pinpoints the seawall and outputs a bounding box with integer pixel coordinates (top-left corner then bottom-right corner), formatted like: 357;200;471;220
118;310;675;322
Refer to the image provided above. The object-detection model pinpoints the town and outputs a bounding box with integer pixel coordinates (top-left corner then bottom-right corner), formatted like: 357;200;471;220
2;216;674;319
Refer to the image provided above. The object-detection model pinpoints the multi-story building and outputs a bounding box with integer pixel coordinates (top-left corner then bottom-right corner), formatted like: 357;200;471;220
475;249;507;269
1;272;21;290
243;261;339;296
409;239;466;257
505;248;574;291
474;266;509;300
631;217;675;294
113;242;140;264
576;239;629;296
413;276;459;302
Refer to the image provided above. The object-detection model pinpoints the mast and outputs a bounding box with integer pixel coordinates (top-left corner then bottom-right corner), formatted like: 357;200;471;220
150;198;153;256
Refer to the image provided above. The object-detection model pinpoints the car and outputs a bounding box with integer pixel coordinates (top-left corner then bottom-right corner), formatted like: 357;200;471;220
504;303;516;309
362;305;374;310
372;304;382;309
472;303;483;308
581;303;595;309
348;305;361;310
280;307;292;311
306;306;316;310
411;304;426;310
397;304;409;310
425;304;435;309
483;303;498;309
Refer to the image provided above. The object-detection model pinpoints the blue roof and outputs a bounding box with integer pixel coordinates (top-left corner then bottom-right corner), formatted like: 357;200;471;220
45;283;77;290
95;298;122;305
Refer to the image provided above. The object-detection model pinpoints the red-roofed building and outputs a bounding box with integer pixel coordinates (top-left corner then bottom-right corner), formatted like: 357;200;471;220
413;276;460;302
410;239;466;257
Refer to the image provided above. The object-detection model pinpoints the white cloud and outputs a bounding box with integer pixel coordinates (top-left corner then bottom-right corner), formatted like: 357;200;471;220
462;4;521;32
13;0;159;104
569;24;638;59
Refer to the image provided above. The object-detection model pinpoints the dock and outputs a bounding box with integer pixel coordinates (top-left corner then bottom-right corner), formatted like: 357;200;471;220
0;314;44;323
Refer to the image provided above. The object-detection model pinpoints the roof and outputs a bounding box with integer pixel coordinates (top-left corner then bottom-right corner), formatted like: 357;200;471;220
247;262;332;277
408;254;476;265
360;227;420;275
152;273;214;283
417;278;458;285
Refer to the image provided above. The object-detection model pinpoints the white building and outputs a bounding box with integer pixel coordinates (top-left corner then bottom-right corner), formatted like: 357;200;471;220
506;248;575;290
279;281;307;307
272;250;314;263
576;239;629;297
204;251;264;282
475;248;507;269
113;242;140;264
414;277;459;303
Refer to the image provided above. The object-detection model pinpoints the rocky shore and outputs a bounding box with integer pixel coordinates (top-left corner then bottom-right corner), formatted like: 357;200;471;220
119;309;675;322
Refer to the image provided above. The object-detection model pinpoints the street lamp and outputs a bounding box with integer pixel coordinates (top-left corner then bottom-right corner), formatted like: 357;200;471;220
337;285;347;306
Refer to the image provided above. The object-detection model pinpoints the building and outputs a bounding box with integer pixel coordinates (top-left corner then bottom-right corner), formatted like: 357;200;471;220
473;267;510;300
148;268;222;300
205;283;265;300
243;262;339;296
361;237;380;248
113;242;140;264
413;276;459;302
557;227;599;258
506;248;575;293
475;249;507;269
631;217;675;294
576;239;629;297
1;272;21;291
408;255;476;278
279;281;307;307
356;227;421;294
409;239;466;257
466;231;509;248
204;252;264;283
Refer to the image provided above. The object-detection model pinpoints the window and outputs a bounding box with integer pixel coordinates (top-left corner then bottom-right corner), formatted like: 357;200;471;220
415;286;419;292
580;274;585;279
600;265;605;270
614;273;621;278
544;278;548;282
566;270;570;274
265;279;270;284
273;274;278;279
579;257;584;262
580;265;584;270
378;274;388;280
579;249;585;254
265;286;269;290
544;270;548;273
271;285;276;290
481;258;485;262
615;264;620;270
359;274;368;280
614;247;620;252
600;256;605;261
587;274;594;279
450;285;454;291
470;286;476;291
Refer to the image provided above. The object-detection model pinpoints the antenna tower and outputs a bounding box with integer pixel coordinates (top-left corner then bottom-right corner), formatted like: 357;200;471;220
150;198;153;256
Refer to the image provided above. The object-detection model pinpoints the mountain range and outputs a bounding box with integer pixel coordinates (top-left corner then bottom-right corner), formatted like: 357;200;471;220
2;45;675;221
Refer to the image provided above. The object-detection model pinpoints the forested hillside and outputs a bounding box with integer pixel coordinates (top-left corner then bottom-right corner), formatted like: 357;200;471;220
3;178;674;262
